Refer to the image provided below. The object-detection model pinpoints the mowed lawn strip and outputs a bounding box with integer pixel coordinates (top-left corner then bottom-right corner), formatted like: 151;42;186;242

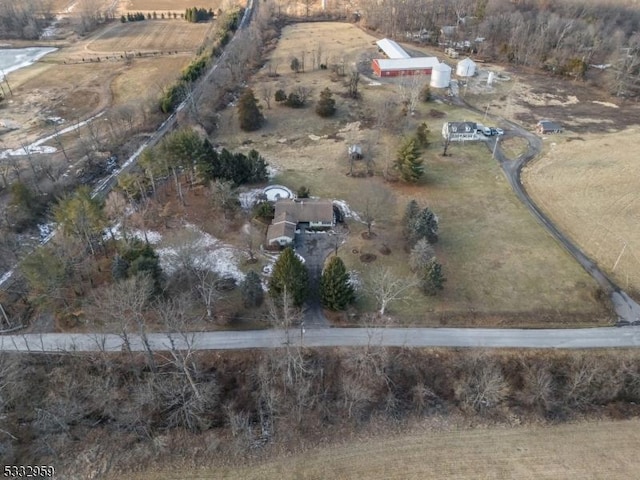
214;22;610;325
125;418;640;480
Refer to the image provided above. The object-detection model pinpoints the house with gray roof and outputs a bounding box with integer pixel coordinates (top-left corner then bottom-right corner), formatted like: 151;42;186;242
266;199;335;247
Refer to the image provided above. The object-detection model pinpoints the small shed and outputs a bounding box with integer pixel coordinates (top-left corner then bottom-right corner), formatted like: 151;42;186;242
536;120;563;134
348;144;363;160
456;57;476;77
430;62;452;88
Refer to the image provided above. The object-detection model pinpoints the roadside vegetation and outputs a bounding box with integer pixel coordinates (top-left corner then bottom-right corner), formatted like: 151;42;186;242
3;347;640;476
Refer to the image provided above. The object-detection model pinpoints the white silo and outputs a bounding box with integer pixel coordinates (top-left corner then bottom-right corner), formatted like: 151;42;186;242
456;57;477;77
430;62;452;88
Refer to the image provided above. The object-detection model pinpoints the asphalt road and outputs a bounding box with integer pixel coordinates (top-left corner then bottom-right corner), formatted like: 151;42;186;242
3;326;640;352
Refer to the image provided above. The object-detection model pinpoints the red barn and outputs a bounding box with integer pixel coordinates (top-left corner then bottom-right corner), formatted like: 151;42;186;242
372;57;440;77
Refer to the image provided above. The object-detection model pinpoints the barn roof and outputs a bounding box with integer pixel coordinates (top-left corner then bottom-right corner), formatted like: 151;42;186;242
375;57;440;71
376;38;410;59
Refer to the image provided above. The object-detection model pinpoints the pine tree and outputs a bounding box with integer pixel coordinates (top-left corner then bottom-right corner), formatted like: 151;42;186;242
237;88;263;132
241;270;264;308
320;256;354;311
419;259;446;296
315;87;336;117
394;137;424;182
409;207;439;245
269;247;308;307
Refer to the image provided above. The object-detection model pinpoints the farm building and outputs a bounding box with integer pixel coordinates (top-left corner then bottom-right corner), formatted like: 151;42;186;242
375;38;410;59
536;120;563;134
372;57;440;77
430;62;452;88
456;57;477;77
266;199;335;247
442;121;484;141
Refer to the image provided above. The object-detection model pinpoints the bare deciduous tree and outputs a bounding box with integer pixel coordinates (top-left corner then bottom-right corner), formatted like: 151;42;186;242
366;266;417;316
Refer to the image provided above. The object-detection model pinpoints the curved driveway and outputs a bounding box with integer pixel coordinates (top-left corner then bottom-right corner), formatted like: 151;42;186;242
479;110;640;325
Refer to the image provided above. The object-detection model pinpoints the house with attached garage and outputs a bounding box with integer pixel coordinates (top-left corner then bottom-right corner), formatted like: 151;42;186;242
442;121;485;141
266;198;335;247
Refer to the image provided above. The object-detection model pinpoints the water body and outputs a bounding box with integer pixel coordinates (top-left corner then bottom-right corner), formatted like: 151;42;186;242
0;47;57;76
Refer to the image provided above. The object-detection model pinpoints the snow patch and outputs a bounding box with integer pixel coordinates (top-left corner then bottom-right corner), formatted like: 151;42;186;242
333;199;362;223
592;100;619;109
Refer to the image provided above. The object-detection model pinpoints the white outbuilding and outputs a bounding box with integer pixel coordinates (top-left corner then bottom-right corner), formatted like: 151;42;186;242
430;62;452;88
456;57;477;77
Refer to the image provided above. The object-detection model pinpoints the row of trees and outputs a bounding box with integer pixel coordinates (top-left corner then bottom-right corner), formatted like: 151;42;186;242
4;347;640;472
404;200;445;295
120;12;146;22
185;7;214;23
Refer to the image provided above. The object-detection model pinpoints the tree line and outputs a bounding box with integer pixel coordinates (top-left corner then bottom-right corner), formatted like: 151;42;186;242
3;347;640;474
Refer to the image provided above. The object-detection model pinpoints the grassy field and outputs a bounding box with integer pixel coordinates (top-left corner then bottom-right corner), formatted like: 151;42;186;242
214;22;609;326
85;20;212;53
523;129;640;297
125;0;223;11
124;419;640;479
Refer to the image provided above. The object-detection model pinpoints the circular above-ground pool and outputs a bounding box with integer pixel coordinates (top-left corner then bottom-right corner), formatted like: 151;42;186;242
263;185;294;201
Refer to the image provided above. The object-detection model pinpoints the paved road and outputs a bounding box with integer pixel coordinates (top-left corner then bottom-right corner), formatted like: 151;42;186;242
3;326;640;352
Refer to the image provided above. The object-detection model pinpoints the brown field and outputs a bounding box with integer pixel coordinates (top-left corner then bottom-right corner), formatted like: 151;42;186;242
126;419;640;479
523;129;640;297
1;20;208;146
85;20;212;53
213;22;609;325
125;0;222;11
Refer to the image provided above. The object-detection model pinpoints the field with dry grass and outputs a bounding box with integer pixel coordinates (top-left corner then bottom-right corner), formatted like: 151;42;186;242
85;20;212;53
124;419;640;480
213;22;609;325
125;0;223;12
523;129;640;297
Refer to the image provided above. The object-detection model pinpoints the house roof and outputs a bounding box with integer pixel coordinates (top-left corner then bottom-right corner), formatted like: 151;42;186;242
374;57;440;71
537;120;562;129
376;38;410;59
274;199;334;225
447;121;477;133
267;221;296;244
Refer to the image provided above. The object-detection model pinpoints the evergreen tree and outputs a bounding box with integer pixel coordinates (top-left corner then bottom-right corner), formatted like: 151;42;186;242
394;137;424;182
237;88;263;132
316;87;336;117
408;207;439;245
53;186;106;255
419;259;446;296
415;122;430;149
269;247;308;307
320;256;354;311
241;270;264;308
